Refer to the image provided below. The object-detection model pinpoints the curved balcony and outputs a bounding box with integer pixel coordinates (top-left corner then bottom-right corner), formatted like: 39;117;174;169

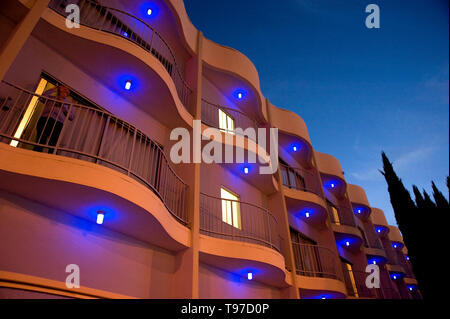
328;203;356;227
347;184;372;218
292;242;346;298
343;270;380;298
280;164;323;197
280;164;329;227
292;242;342;280
0;81;188;225
364;227;384;250
201;99;260;141
199;193;280;251
48;0;192;112
314;151;347;198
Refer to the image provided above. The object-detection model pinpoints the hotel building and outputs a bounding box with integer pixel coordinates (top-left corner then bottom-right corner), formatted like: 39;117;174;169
0;0;420;299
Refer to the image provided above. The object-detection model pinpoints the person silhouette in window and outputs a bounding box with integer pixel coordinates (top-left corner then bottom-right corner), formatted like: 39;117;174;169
34;84;75;153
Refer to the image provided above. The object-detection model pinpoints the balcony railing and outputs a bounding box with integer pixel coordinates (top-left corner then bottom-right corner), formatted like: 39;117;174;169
342;269;381;298
49;0;193;113
327;203;357;227
384;243;400;265
201;99;260;141
291;242;342;280
0;81;189;225
364;226;384;250
199;193;281;252
396;251;415;278
380;274;402;299
280;164;323;197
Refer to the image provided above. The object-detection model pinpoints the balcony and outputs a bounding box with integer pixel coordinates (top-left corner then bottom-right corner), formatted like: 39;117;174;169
198;193;287;286
201;99;261;141
328;203;356;227
199;193;281;252
342;269;380;298
280;164;323;197
291;242;341;280
364;227;384;250
0;81;188;225
48;0;193;113
281;164;328;227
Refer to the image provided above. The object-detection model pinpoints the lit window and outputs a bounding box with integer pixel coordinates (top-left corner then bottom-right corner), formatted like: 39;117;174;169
218;109;235;135
346;263;359;298
331;205;340;225
10;78;48;147
221;188;241;229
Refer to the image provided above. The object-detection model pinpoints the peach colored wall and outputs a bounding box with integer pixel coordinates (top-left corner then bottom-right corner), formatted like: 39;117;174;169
371;208;389;226
388;226;403;243
4;35;169;147
0;190;177;298
347;184;370;207
268;102;311;145
200;163;266;208
314;151;345;181
202;75;240;111
0;12;16;49
198;263;282;299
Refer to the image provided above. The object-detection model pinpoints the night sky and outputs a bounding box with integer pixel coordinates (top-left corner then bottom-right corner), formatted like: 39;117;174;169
184;0;449;225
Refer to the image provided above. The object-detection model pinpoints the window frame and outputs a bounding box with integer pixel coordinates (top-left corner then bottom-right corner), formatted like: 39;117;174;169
220;187;241;229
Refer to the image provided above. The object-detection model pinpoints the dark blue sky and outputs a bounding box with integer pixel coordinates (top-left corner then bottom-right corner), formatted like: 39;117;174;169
184;0;449;225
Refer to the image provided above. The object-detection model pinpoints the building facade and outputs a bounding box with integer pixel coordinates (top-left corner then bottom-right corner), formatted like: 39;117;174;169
0;0;420;299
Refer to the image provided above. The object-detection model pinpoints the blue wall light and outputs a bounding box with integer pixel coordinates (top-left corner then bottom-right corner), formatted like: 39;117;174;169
96;211;105;225
405;255;410;261
299;208;313;219
244;167;249;175
118;75;139;92
139;3;160;19
345;241;350;247
234;90;246;100
247;272;253;280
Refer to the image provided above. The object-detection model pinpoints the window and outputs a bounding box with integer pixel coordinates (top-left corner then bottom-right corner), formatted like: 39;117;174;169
279;158;306;190
218;109;235;134
342;260;359;297
10;73;101;149
290;229;323;277
327;202;340;225
221;188;241;229
358;226;369;247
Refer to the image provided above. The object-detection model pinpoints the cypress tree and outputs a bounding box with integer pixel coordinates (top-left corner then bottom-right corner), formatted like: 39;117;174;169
422;190;437;211
431;181;449;211
380;152;425;296
413;185;426;210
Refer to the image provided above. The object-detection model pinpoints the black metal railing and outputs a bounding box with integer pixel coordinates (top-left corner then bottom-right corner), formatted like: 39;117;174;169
280;164;323;197
49;0;193;113
200;193;281;252
201;99;260;141
0;81;189;225
327;203;357;227
291;242;342;280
